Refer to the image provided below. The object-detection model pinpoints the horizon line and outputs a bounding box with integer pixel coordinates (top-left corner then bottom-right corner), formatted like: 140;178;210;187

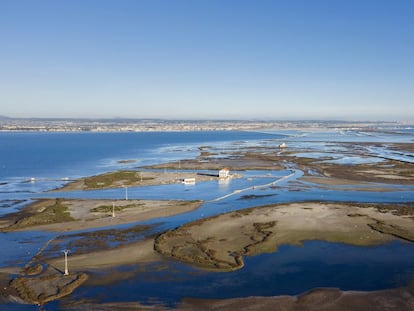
0;115;411;124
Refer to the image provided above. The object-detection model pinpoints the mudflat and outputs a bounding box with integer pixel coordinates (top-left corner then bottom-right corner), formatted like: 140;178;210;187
148;142;414;187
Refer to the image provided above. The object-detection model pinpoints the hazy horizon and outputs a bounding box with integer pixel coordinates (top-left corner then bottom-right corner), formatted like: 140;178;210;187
1;114;411;124
1;0;413;121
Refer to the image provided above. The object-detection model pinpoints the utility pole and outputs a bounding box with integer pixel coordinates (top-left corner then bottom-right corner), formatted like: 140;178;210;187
62;249;70;276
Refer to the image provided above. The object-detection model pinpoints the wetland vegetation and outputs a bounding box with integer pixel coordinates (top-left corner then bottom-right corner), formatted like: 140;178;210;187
1;199;74;231
154;202;414;271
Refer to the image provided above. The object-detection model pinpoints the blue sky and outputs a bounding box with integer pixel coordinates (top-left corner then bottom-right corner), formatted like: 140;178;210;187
1;0;413;120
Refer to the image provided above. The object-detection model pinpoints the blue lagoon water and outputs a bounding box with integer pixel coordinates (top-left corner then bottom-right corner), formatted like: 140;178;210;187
0;131;280;179
0;131;282;198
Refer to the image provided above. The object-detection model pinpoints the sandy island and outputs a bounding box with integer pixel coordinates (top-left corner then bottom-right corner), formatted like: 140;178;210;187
54;170;234;192
155;202;414;271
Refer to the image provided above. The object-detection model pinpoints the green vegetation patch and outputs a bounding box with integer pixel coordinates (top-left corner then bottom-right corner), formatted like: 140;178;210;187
83;171;153;189
6;199;74;230
238;194;276;200
90;203;144;213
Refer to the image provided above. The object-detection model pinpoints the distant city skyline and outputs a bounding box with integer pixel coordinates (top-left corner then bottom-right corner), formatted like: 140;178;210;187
1;0;413;121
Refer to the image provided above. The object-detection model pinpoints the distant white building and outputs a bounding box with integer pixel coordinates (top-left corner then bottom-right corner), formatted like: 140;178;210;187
219;168;230;178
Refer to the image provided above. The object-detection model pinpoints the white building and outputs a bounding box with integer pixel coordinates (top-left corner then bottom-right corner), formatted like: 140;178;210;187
219;168;230;178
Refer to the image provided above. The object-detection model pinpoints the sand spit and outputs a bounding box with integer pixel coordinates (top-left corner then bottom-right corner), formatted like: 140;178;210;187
55;170;224;192
155;202;414;271
0;199;202;232
47;237;160;270
57;286;414;311
10;272;88;305
177;287;414;311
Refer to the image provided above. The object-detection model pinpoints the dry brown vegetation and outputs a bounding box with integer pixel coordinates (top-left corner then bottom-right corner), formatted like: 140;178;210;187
11;273;88;305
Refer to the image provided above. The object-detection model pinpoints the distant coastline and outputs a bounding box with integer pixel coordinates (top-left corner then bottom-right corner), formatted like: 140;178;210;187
0;116;411;132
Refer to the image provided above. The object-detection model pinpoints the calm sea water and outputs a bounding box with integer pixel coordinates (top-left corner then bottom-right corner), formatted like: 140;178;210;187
0;131;281;180
1;129;414;310
0;131;283;199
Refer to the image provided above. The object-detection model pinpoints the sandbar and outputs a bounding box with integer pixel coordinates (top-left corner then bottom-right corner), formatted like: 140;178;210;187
155;202;414;271
176;286;414;311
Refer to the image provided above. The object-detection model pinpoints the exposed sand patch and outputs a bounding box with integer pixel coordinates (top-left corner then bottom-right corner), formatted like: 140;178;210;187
301;176;367;186
47;238;160;271
370;174;412;180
